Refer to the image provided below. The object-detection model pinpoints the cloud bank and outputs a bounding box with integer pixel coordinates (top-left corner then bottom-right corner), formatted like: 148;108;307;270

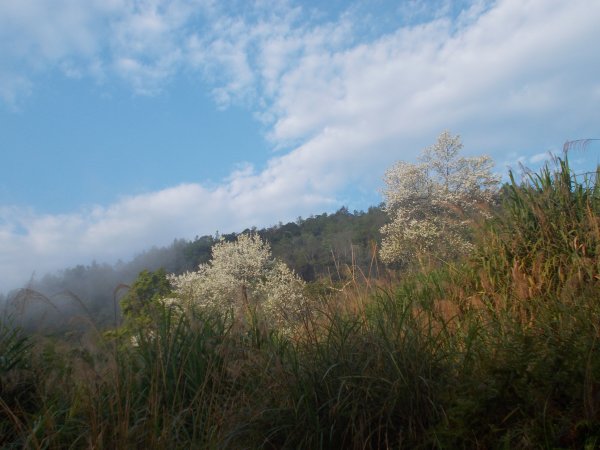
1;0;599;290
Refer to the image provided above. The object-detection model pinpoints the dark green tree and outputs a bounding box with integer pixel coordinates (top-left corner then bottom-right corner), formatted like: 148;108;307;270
120;268;172;321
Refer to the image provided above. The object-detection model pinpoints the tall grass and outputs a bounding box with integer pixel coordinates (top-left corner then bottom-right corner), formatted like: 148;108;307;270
1;156;599;448
477;156;599;304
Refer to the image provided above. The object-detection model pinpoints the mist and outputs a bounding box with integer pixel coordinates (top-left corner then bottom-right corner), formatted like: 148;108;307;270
0;238;206;332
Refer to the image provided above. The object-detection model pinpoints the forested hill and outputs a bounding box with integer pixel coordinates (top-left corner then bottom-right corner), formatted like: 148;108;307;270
11;205;387;323
224;205;386;280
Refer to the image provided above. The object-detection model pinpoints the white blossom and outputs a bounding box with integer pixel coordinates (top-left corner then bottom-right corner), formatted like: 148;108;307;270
168;234;307;330
380;131;499;265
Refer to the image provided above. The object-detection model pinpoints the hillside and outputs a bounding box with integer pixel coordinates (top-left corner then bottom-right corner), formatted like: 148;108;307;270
1;157;599;448
4;205;387;328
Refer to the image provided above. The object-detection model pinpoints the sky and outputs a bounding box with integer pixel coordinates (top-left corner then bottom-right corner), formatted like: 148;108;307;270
1;0;599;292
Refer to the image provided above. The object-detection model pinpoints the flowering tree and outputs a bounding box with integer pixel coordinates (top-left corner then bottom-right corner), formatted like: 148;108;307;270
168;234;307;329
380;131;499;266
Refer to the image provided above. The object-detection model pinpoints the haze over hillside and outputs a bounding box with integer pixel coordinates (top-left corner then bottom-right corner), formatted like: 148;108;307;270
0;206;387;324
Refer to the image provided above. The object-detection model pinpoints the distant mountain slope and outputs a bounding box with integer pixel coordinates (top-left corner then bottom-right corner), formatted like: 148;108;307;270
7;205;387;326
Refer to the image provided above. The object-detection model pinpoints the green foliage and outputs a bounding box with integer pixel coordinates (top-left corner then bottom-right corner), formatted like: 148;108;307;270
230;292;454;449
251;205;387;281
0;317;35;446
477;155;600;301
101;306;234;449
120;268;172;322
0;316;31;376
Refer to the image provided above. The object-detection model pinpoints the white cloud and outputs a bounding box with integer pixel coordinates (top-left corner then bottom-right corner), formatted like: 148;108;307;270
0;159;337;290
0;73;32;109
529;152;552;164
1;0;600;290
0;0;209;99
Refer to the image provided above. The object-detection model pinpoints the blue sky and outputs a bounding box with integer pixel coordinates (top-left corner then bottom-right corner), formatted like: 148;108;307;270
1;0;599;291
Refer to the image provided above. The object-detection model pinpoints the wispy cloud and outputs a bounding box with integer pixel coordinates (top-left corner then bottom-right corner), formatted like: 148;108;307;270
1;0;599;290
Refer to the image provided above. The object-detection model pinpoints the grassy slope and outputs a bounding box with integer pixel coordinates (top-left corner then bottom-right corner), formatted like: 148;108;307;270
1;158;599;449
